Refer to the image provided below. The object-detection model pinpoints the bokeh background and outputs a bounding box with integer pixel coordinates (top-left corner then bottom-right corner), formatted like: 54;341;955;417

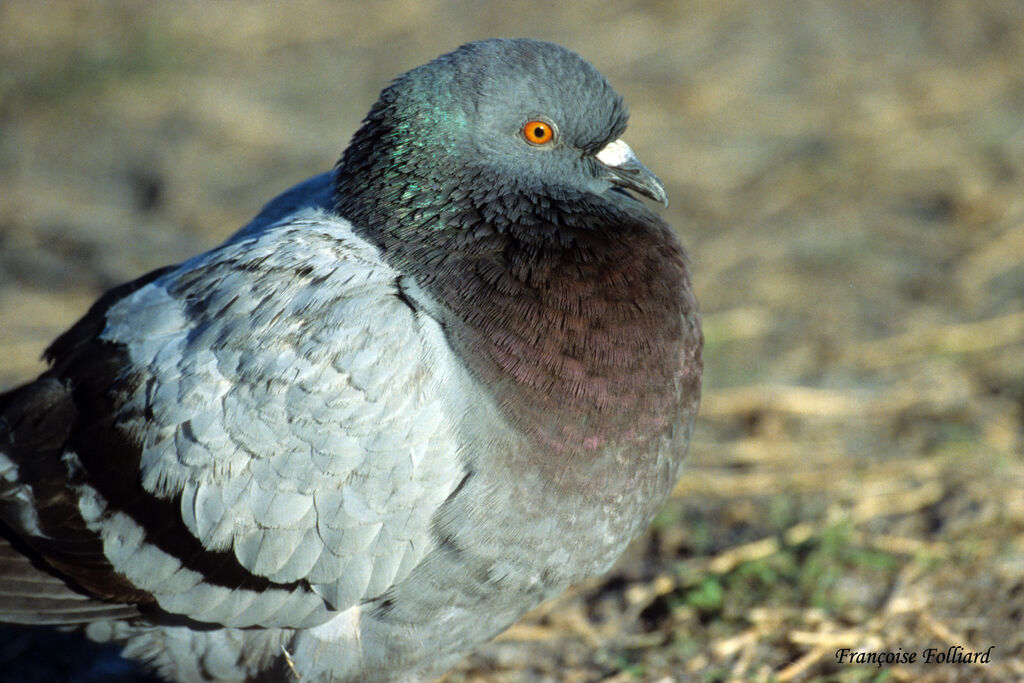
1;2;1022;681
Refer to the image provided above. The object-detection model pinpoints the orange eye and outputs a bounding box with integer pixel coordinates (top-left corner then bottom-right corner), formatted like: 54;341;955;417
522;120;554;145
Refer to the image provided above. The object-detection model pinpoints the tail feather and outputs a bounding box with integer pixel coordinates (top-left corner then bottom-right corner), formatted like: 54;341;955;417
1;378;141;626
0;534;139;625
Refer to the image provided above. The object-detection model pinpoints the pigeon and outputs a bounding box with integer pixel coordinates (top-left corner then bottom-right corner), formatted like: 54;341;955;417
0;38;702;682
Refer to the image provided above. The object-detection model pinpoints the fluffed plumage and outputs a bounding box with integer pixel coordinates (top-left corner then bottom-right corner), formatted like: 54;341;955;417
0;38;702;681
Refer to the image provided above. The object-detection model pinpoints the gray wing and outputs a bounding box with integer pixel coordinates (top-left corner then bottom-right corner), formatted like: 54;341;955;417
1;209;466;630
226;171;334;243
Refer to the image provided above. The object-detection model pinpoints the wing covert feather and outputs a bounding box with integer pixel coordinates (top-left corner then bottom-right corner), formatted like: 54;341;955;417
89;213;464;619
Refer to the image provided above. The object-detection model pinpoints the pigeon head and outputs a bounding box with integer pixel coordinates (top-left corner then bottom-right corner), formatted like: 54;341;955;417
334;38;668;243
333;39;697;455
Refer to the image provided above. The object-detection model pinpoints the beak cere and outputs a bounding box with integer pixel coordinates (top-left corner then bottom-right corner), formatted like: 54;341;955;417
596;139;669;207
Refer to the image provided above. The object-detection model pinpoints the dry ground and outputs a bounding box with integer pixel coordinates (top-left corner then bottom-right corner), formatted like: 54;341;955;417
1;2;1022;682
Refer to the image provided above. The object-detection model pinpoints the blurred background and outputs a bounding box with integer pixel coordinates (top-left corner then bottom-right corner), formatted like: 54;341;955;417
1;1;1022;681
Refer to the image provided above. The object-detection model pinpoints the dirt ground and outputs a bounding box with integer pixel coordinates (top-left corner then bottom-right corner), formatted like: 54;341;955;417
1;2;1022;682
